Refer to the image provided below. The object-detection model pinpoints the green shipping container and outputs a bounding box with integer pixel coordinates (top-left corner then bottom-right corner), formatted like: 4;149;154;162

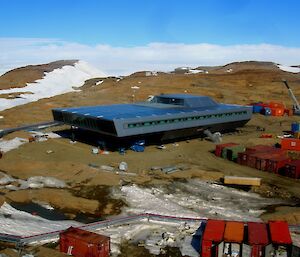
222;145;245;161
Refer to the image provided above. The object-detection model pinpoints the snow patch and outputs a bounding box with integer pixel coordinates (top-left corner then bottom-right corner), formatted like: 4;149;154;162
0;61;106;111
33;201;55;210
0;137;27;153
95;219;200;257
0;172;66;190
29;131;61;139
187;69;204;74
95;80;103;85
277;64;300;73
0;202;79;236
120;180;282;221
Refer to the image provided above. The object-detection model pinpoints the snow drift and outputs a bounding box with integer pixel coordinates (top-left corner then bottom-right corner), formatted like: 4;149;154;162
277;64;300;73
0;61;106;111
0;202;79;236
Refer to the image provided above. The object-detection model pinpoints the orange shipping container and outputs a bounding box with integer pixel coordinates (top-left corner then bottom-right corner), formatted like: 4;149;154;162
224;221;244;243
270;107;284;116
281;138;300;151
268;102;285;109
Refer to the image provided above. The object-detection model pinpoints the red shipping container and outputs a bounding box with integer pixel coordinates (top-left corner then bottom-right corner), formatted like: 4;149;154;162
267;156;291;174
250;245;264;257
268;221;292;245
284;108;293;116
248;222;269;257
246;145;278;153
254;153;273;171
284;160;300;179
247;150;285;170
281;138;300;151
248;222;269;245
203;219;225;242
237;151;249;165
215;143;238;157
247;152;272;169
60;227;110;257
237;146;280;166
201;240;213;257
202;219;225;257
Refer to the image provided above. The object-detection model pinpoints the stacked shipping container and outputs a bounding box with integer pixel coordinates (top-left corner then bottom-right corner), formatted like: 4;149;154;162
215;143;299;179
247;222;269;257
285;160;300;179
201;219;225;257
223;221;244;257
281;138;300;151
200;220;293;257
251;102;288;116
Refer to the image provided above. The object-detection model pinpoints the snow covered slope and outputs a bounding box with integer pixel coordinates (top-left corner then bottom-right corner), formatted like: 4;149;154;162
0;202;80;236
0;61;106;111
277;64;300;73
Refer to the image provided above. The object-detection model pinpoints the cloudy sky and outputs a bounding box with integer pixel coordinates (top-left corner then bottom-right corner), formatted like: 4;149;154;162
1;0;300;75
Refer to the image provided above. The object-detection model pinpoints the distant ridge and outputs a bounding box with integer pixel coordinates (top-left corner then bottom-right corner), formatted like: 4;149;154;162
0;60;78;90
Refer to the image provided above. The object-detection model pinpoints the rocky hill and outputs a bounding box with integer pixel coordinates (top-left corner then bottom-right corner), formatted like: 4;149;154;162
0;60;78;90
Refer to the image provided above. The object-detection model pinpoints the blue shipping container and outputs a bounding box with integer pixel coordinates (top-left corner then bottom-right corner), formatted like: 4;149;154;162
291;122;300;133
252;105;263;113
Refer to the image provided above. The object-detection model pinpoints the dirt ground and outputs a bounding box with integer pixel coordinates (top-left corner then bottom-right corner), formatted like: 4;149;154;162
0;114;299;223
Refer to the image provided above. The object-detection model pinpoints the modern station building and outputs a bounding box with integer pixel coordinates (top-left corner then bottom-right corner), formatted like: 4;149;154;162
52;94;252;144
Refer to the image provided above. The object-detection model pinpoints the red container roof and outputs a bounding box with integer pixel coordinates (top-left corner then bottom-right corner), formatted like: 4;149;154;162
203;219;225;242
268;221;292;244
248;222;269;245
224;221;244;243
60;227;109;244
268;155;290;162
246;145;276;152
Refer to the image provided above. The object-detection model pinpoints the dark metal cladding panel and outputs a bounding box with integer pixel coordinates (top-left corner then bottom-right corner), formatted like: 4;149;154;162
53;109;117;136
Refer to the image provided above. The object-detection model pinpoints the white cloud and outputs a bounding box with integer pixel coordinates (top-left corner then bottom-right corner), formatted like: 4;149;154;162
1;38;300;76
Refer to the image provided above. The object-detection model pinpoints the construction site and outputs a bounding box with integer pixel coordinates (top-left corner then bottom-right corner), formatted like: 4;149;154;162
0;60;300;257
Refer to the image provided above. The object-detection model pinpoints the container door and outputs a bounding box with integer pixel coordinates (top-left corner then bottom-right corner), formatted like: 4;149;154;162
256;159;261;170
242;244;251;257
265;244;275;257
291;166;296;178
217;241;224;257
